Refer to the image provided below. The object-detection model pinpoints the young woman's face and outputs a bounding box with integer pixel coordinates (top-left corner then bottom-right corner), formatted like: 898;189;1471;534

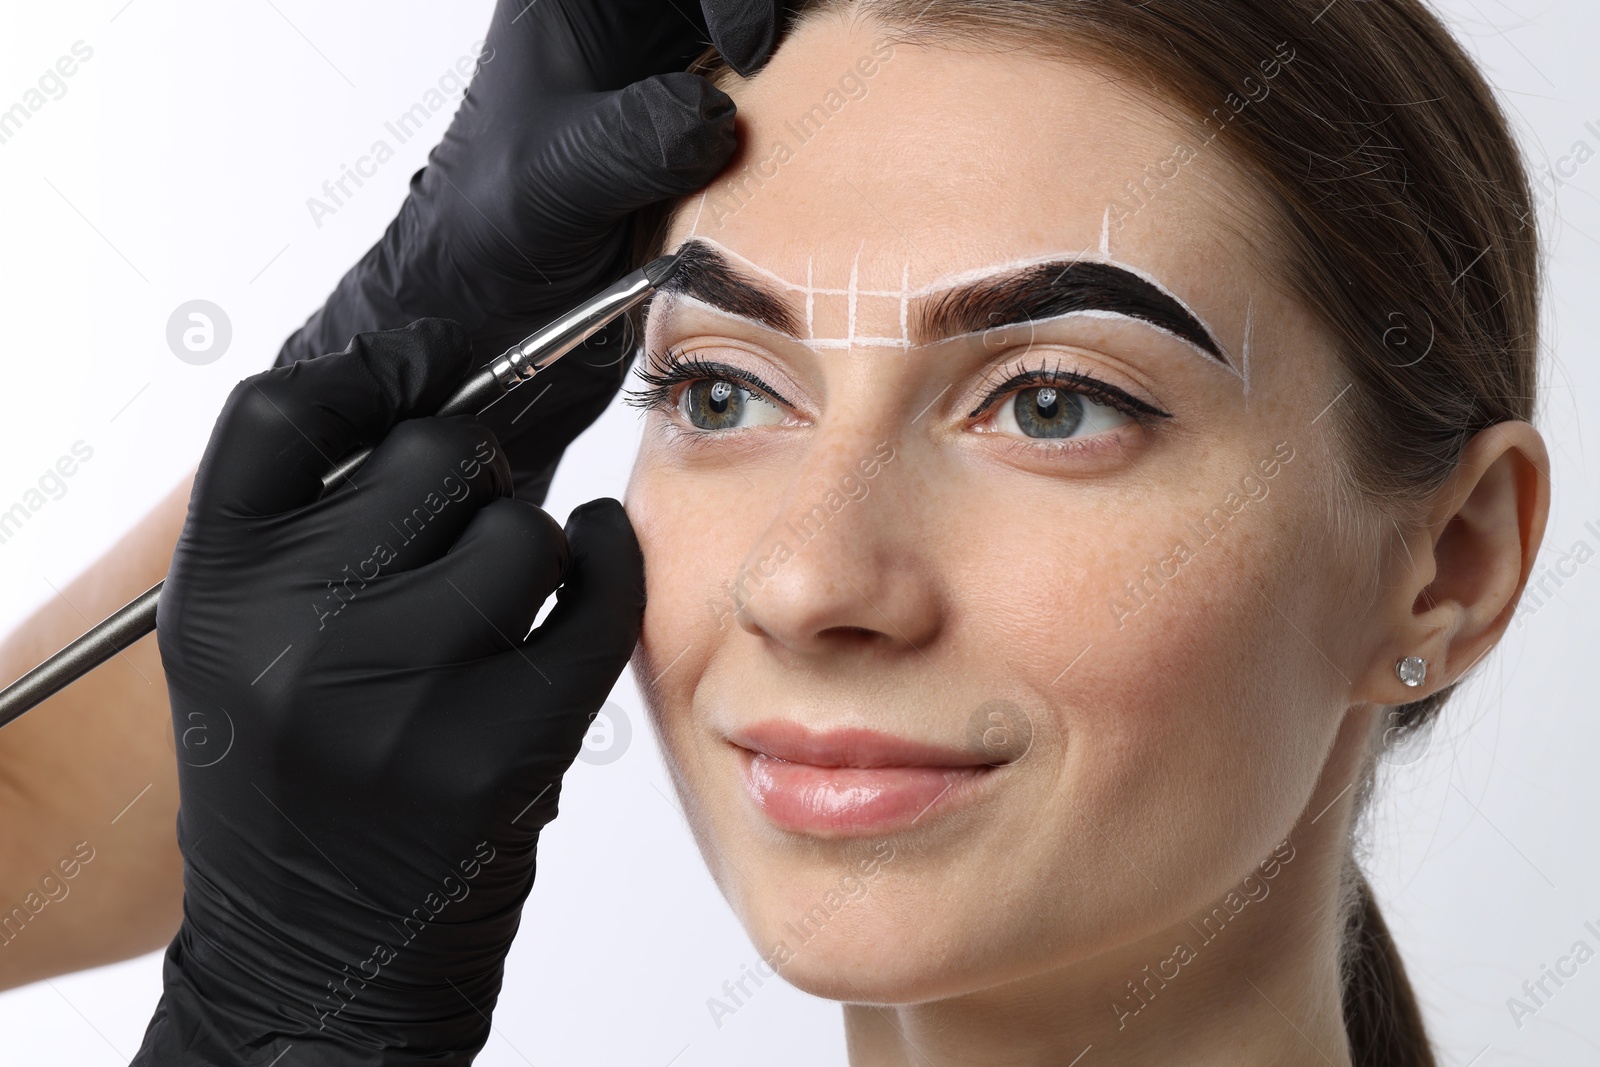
624;14;1383;1003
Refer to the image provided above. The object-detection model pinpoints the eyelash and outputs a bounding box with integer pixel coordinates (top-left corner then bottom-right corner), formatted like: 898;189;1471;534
622;348;1173;430
623;348;792;414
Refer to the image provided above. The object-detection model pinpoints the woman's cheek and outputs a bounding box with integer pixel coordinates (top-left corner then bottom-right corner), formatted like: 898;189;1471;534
625;466;690;696
626;460;757;712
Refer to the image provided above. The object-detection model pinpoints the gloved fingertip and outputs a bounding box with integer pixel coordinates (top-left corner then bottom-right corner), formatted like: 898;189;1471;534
564;497;637;553
534;497;645;665
563;497;645;602
569;496;625;520
628;74;739;184
542;504;575;579
703;92;735;124
703;0;784;77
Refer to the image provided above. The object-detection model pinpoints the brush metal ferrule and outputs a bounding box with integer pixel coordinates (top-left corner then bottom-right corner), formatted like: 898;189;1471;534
489;250;683;388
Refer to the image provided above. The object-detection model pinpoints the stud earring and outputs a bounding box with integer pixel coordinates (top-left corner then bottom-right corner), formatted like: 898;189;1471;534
1395;655;1427;688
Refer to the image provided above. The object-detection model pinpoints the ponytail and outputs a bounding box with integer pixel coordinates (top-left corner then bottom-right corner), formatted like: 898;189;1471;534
1340;871;1437;1066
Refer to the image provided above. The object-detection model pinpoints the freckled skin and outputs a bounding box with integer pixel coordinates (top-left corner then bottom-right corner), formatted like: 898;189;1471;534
622;13;1437;1066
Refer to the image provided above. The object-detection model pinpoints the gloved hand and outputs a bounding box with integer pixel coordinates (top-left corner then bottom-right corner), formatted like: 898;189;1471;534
278;0;792;501
135;320;645;1065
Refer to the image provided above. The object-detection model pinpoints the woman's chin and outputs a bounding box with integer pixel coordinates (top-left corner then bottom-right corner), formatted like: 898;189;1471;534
760;932;957;1005
729;896;1013;1006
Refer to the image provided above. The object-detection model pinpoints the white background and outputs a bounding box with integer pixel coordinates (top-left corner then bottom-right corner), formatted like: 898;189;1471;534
0;1;1596;1063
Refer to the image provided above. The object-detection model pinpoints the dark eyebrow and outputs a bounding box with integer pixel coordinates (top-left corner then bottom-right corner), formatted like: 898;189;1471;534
655;238;805;337
916;261;1225;362
656;238;1226;364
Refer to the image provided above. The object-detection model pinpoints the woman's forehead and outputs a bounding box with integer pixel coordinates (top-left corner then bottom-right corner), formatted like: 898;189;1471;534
666;16;1279;349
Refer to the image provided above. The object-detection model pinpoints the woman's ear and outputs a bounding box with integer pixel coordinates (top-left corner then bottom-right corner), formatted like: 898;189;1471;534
1353;421;1551;704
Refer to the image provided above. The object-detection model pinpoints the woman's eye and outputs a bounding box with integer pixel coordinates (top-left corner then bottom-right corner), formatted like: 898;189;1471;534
992;386;1133;440
679;378;788;431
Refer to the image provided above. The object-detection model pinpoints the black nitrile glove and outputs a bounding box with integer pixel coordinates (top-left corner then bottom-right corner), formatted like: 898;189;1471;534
135;320;645;1065
277;0;792;501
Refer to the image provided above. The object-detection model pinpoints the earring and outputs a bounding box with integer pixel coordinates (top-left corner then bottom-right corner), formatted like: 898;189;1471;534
1395;655;1427;688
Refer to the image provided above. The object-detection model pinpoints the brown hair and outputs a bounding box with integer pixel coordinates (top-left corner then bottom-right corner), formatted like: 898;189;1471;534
630;2;1539;1062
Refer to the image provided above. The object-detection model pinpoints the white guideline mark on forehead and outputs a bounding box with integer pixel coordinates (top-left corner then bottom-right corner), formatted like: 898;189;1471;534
669;236;925;350
663;235;1241;378
688;191;708;237
1100;206;1112;257
847;241;863;350
1241;298;1254;400
805;255;815;340
898;260;911;348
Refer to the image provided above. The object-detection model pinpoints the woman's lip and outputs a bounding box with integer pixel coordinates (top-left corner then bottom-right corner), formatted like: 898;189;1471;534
738;751;991;836
727;721;994;768
727;722;1003;836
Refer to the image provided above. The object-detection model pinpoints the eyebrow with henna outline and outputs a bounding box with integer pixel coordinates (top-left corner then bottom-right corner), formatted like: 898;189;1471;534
651;237;1232;371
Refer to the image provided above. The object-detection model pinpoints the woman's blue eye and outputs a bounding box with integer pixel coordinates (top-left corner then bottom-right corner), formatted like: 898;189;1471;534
680;378;787;431
994;386;1132;439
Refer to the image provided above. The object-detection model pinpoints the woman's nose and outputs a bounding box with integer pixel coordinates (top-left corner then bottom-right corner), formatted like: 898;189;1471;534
731;435;945;657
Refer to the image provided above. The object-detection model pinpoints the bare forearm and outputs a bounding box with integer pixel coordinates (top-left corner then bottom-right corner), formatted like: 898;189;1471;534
0;473;192;989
